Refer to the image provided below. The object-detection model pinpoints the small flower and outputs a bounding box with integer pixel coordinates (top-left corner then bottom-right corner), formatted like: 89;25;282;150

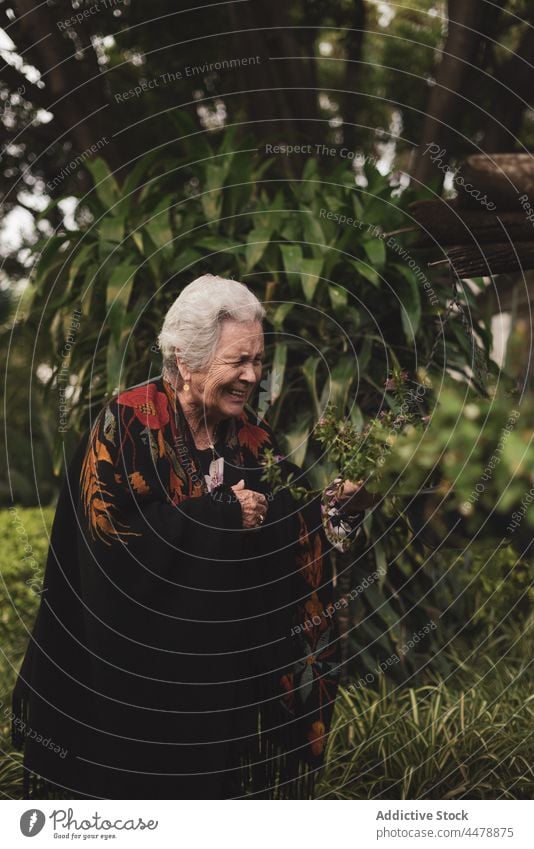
385;371;408;390
464;403;480;420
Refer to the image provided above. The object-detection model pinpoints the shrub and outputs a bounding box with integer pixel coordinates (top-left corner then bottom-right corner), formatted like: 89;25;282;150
0;507;52;799
319;622;534;799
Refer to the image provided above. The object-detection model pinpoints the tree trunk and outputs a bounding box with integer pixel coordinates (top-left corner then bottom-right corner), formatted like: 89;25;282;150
341;0;367;153
226;0;319;151
481;22;534;152
410;0;484;188
10;0;119;170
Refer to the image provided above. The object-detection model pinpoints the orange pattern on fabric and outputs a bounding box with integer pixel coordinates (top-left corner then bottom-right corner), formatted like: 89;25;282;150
307;721;326;757
296;513;323;589
304;591;324;623
80;418;139;546
128;471;150;496
168;465;186;505
237;421;271;455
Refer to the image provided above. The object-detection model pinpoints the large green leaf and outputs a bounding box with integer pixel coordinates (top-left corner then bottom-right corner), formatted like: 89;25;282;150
121;150;162;197
33;237;72;294
143;195;175;253
279;243;304;296
328;284;348;311
363;237;386;270
106;263;137;343
320;354;356;413
394;265;422;342
245;226;273;271
100;215;125;244
67;242;97;293
106;335;125;395
201;161;231;221
352;258;380;287
300;258;323;302
302;354;321;418
270;302;294;330
85;157;120;210
271;341;287;404
280;243;303;279
284;423;310;468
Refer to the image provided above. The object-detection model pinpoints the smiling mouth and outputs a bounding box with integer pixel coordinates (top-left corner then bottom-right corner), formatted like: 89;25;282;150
225;387;248;401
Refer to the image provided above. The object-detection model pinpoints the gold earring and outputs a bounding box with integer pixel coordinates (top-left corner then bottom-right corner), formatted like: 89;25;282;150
183;382;190;392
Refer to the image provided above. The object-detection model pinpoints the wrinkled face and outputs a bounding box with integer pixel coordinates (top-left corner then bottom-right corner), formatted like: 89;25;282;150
179;320;264;421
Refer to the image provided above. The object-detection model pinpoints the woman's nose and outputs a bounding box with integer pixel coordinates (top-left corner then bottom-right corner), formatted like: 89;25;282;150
239;362;258;383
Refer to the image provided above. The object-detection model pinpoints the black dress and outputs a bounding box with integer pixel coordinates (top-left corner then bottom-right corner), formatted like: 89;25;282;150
12;377;341;799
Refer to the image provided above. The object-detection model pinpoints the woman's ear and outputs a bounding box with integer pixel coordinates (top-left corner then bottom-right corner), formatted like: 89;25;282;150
175;352;191;384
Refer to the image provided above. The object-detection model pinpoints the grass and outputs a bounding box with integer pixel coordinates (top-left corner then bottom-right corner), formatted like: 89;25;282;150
0;507;52;799
318;623;534;799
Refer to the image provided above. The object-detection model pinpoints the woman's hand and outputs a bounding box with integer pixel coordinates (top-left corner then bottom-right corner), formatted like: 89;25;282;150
334;479;379;513
231;479;268;528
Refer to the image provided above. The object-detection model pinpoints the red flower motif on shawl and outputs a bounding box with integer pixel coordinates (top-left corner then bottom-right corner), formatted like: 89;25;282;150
237;420;271;456
116;385;170;429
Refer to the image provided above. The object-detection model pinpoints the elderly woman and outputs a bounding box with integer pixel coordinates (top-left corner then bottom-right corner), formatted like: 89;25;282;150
12;275;372;800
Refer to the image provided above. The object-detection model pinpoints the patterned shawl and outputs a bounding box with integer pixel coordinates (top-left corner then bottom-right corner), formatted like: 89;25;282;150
12;376;340;799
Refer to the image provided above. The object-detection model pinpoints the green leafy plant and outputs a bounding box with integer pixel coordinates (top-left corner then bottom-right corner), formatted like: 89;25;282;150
24;126;491;481
319;621;534;799
16;131;529;701
0;508;52;799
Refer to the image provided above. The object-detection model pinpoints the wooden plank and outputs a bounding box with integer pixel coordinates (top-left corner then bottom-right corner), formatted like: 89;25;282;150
456;153;534;210
431;242;534;277
409;200;534;245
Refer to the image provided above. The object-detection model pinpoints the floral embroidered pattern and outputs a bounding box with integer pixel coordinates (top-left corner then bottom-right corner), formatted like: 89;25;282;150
78;377;340;760
117;384;170;428
237;419;271;454
80;414;139;545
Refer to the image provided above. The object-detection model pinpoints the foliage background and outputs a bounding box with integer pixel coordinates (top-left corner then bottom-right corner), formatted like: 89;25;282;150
0;0;533;799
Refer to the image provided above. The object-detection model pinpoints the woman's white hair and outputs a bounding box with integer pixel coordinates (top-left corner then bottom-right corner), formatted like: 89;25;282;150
158;274;265;382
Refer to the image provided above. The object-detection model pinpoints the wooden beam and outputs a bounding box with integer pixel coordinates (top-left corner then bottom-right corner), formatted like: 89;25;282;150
456;153;534;210
409;200;534;245
434;242;534;277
